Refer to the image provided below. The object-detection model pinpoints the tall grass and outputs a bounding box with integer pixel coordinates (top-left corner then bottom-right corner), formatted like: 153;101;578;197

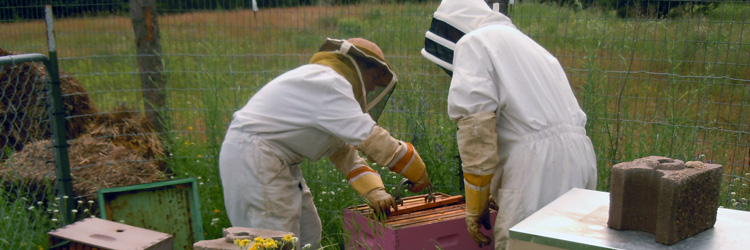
0;1;748;248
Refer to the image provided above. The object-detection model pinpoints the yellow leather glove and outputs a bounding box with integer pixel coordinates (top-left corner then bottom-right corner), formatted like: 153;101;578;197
363;187;397;215
409;170;431;193
357;126;431;193
329;144;396;214
456;111;500;247
464;173;493;247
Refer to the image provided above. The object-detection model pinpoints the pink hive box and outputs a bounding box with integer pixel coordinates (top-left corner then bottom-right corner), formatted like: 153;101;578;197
343;193;496;250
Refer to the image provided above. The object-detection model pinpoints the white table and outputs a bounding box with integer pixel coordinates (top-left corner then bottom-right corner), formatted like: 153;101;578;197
509;188;750;250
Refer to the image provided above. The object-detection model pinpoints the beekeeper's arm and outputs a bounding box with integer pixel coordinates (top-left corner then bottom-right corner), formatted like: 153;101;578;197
355;126;431;193
329;143;397;214
448;36;502;248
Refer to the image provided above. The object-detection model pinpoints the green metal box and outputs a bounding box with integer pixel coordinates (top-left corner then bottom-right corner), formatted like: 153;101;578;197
98;178;204;250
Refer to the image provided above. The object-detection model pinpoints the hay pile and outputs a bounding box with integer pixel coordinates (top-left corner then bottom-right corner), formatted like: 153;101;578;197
1;47;168;197
1;47;97;159
3;136;166;197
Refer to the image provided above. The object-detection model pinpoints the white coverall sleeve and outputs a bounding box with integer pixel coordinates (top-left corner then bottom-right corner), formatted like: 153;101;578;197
447;37;502;124
449;35;503;248
315;73;376;146
448;35;503;176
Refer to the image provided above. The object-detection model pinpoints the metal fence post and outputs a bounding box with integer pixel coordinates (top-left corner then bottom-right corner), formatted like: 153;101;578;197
45;4;74;226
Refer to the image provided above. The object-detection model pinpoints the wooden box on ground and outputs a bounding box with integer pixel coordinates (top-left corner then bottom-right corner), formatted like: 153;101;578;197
48;217;173;250
343;193;496;250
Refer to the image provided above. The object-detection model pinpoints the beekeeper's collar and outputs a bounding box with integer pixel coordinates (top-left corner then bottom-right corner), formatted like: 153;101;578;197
314;38;397;121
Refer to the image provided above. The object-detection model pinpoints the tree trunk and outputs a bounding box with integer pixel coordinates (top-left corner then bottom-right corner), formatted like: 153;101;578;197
130;0;165;133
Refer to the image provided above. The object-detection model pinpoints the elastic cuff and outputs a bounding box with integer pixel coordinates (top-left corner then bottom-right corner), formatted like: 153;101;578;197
349;167;384;196
464;184;491;215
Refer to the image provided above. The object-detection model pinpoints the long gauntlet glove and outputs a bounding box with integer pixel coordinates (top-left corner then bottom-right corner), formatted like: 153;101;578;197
357;126;431;192
330;144;396;214
457;111;500;247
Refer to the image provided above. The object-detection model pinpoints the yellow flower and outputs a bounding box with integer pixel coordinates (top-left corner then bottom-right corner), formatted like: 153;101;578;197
263;238;277;249
188;126;194;131
254;237;264;243
213;209;220;213
283;234;293;242
250;242;262;250
184;141;190;145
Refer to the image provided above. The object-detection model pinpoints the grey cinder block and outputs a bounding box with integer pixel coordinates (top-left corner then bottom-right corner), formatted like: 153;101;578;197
608;156;722;245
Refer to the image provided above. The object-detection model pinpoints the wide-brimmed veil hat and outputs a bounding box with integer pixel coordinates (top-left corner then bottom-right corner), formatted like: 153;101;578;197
318;38;398;121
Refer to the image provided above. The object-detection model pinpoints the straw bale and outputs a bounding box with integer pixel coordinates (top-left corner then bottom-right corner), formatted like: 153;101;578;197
0;134;168;197
86;106;166;164
0;47;97;159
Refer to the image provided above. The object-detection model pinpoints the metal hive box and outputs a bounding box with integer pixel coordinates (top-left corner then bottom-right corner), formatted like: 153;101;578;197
343;193;497;250
48;217;173;250
97;178;204;250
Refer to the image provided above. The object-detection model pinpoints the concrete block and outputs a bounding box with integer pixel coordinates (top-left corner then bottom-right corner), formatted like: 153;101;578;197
608;156;722;245
194;227;295;250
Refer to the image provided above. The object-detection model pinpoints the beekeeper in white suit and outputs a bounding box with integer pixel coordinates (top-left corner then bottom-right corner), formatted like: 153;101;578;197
220;37;431;249
422;0;597;249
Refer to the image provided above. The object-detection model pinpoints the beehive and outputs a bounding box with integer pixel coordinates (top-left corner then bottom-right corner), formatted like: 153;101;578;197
343;193;496;250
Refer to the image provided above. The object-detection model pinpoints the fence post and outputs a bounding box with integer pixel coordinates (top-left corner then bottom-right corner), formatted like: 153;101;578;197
45;4;74;226
130;0;166;133
487;0;510;15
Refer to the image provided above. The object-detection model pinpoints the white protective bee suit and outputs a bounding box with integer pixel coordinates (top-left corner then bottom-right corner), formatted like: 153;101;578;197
422;1;598;249
220;38;430;249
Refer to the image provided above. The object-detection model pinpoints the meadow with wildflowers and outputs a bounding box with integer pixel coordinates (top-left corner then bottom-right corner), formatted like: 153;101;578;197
1;1;748;249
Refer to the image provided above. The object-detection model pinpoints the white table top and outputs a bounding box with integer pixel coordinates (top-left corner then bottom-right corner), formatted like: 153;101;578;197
509;188;750;250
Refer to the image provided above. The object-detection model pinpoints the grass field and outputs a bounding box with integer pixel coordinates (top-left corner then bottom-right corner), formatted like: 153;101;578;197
1;1;749;249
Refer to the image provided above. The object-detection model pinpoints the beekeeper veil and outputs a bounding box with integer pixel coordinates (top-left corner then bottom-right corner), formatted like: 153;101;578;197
317;38;398;121
421;0;514;76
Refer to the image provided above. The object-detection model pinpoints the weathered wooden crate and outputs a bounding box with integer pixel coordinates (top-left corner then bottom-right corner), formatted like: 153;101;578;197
343;193;496;250
48;217;173;250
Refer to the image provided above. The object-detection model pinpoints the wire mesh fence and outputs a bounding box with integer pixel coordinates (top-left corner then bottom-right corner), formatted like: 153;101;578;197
1;0;748;248
0;53;61;249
